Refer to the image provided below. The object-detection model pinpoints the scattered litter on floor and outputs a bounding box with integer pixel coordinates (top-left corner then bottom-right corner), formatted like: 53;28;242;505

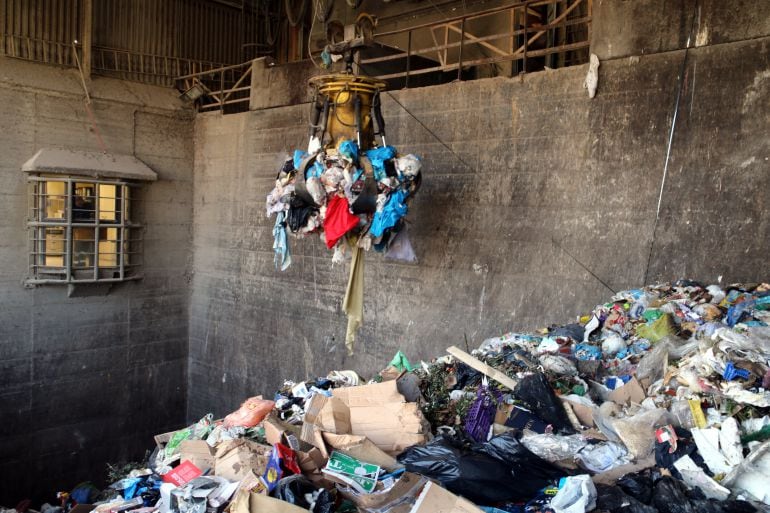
8;280;770;513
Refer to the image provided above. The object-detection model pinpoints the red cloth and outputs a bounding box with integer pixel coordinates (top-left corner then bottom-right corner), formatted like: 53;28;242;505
324;195;359;248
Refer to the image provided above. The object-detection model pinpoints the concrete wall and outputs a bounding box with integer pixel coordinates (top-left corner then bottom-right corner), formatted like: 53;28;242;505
0;58;193;504
591;0;770;60
189;34;770;419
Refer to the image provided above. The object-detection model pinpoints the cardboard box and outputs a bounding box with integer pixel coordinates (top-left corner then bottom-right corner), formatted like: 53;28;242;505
154;430;175;450
214;439;273;482
263;415;302;450
179;440;215;473
338;472;427;513
410;482;484;513
332;380;404;405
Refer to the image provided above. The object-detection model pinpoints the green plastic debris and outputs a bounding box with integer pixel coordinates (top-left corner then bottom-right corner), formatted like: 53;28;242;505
389;350;414;372
741;424;770;444
643;309;663;322
165;428;192;456
572;384;586;396
637;313;677;342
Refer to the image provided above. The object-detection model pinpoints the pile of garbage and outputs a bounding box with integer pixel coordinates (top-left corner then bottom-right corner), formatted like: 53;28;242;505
14;280;770;513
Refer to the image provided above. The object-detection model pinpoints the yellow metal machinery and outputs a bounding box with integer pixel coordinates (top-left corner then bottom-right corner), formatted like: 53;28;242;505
306;13;385;151
307;74;387;151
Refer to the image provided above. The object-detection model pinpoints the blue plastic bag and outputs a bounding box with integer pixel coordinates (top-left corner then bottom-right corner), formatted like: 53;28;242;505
370;189;408;238
339;139;359;162
365;146;396;181
293;149;308;170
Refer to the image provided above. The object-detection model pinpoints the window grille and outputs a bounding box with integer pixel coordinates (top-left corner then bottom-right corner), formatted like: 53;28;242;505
27;176;143;284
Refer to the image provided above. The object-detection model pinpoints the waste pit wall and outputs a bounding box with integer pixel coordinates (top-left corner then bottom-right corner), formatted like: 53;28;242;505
0;58;194;505
188;35;770;419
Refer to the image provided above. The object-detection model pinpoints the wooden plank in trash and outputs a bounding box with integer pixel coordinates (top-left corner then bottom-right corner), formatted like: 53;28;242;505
446;346;518;390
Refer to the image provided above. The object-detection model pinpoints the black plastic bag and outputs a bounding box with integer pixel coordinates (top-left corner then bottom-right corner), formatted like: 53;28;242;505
654;427;710;480
652;477;758;513
397;433;565;505
617;471;654;504
549;323;585;341
271;475;334;513
514;372;576;434
595;484;658;513
287;197;318;232
453;362;481;390
652;477;697;513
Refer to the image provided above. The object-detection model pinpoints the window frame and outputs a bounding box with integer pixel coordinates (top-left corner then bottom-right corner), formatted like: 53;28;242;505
26;175;143;285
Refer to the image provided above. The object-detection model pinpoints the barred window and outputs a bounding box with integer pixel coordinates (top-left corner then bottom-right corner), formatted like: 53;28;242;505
27;176;143;284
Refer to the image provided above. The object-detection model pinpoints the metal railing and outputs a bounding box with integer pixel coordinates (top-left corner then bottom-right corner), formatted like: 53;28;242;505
175;61;254;112
362;0;591;85
168;0;591;113
1;34;233;86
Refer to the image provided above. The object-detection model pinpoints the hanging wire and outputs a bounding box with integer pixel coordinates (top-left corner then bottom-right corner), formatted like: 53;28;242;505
262;1;279;48
307;0;329;68
643;0;700;284
285;0;308;27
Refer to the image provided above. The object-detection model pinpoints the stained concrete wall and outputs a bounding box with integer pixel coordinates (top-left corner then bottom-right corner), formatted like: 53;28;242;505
591;0;770;60
189;35;770;419
0;58;193;504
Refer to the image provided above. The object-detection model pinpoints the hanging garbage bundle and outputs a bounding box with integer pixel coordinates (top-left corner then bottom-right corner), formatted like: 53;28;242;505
266;72;422;355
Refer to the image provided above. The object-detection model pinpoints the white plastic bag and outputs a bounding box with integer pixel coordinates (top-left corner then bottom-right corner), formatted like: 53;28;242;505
549;475;597;513
576;441;630;472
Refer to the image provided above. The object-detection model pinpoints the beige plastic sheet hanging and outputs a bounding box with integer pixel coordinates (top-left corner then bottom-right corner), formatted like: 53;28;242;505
343;245;364;355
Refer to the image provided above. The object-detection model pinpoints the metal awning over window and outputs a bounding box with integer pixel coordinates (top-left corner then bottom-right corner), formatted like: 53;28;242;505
22;148;158;182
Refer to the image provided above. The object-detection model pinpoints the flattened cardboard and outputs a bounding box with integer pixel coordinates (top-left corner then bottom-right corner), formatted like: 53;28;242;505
322;432;402;471
331;381;430;455
338;472;427;513
296;447;334;488
214;439;273;482
231;489;309;513
563;400;596;428
300;423;330;459
608;377;646;405
179;440;215;472
409;482;484;513
332;380;404;407
304;394;351;434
